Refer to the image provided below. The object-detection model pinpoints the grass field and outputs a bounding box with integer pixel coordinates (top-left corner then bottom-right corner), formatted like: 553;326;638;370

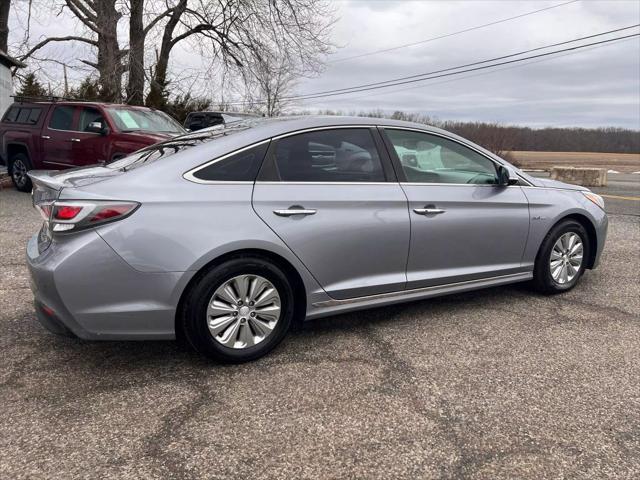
509;151;640;173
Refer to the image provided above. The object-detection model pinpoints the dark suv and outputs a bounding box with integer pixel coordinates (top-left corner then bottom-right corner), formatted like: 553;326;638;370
183;111;257;132
0;98;186;191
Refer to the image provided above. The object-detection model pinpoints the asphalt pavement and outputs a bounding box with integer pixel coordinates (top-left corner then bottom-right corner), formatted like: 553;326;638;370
0;183;639;479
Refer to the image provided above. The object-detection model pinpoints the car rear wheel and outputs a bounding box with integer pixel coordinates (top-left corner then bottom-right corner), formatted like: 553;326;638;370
182;257;294;363
10;153;32;192
532;219;590;294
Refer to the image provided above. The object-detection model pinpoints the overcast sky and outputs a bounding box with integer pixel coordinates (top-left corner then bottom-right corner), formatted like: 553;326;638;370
9;0;640;129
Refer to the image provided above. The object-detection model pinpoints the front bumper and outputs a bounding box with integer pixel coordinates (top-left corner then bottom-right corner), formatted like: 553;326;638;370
26;231;191;340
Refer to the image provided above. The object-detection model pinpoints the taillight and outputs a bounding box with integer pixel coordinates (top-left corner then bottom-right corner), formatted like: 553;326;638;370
49;201;140;232
54;205;83;220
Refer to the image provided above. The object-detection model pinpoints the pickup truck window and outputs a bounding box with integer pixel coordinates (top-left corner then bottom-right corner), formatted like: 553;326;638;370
49;106;75;131
2;106;42;124
78;107;105;132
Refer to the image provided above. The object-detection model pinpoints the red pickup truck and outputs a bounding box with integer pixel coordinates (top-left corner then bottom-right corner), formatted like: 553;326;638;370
0;99;186;191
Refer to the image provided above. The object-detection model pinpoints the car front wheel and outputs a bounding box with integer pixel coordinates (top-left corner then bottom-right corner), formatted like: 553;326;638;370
182;257;295;363
532;219;590;294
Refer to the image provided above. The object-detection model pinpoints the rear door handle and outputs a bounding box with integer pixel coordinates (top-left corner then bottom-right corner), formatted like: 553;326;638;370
41;135;50;140
413;208;446;215
273;207;317;217
69;138;81;143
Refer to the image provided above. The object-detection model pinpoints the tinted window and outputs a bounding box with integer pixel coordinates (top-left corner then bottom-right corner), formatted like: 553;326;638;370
27;108;42;124
78;107;105;132
272;129;385;182
16;108;31;123
49;106;75;130
3;107;19;122
386;129;498;184
193;143;268;181
3;107;43;124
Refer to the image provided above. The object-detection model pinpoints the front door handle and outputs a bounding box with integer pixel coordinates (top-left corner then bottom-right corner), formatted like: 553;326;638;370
413;207;446;215
69;138;81;143
273;207;317;217
41;135;51;140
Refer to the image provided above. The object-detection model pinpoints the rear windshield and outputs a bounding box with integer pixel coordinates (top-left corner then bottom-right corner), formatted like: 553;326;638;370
107;120;261;172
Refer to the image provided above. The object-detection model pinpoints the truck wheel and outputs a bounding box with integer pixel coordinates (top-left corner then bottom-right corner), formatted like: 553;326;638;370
10;153;33;192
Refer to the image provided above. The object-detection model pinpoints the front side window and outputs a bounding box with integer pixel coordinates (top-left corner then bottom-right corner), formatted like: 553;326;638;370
385;129;498;185
272;128;385;182
78;107;105;132
49;106;76;131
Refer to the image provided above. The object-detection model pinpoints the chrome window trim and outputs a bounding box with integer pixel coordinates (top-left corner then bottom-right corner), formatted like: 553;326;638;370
271;124;374;140
255;181;393;186
183;124;534;187
399;182;522;188
183;139;271;185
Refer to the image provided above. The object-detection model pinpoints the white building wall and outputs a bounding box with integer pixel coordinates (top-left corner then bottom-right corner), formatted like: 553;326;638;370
0;64;13;118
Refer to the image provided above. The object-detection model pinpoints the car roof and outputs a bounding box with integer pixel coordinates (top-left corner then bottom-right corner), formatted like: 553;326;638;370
222;115;448;141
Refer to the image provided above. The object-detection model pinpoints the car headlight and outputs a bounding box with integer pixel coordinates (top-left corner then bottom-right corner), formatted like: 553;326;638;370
582;191;605;210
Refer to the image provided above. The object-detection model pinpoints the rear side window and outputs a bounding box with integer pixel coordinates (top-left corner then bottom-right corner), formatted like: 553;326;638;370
192;143;269;181
49;106;75;130
2;106;42;124
271;128;385;182
3;107;19;122
16;108;30;123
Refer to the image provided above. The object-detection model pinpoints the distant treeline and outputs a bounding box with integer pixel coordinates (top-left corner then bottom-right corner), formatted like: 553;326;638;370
308;109;640;154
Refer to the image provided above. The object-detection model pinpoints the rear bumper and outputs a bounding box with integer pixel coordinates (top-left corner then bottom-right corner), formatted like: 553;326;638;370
26;231;191;340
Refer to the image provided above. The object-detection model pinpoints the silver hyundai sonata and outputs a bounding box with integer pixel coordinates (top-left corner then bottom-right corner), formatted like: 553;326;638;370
26;116;608;362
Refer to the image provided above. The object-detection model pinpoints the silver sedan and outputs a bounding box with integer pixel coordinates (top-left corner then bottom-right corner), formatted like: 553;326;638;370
26;116;608;362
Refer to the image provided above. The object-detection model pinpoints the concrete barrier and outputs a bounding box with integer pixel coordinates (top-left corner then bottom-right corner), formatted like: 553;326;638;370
550;166;607;187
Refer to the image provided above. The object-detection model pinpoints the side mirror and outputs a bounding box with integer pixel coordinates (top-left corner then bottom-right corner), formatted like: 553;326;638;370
497;165;518;186
86;121;108;135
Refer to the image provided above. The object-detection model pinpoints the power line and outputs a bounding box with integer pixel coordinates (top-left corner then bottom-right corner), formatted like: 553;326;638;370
225;29;639;106
291;24;640;99
314;36;640;106
329;0;581;63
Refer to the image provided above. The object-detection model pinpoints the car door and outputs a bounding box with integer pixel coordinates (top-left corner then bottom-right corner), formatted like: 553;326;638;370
71;106;110;165
252;127;410;300
381;127;530;289
41;105;78;168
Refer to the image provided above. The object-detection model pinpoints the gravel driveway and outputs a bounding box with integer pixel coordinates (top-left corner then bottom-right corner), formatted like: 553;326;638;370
1;188;638;479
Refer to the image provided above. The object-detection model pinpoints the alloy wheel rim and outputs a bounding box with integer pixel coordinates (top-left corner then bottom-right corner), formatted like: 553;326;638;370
550;232;583;284
206;274;281;349
12;160;27;187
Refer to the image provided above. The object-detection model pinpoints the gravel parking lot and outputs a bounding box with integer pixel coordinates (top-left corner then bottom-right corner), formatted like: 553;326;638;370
1;187;639;479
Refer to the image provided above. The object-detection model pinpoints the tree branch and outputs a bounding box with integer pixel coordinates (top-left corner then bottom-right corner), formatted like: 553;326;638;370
19;36;98;62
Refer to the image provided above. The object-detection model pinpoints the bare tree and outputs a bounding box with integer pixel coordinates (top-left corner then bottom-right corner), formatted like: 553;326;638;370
0;0;10;53
241;54;298;116
12;0;334;108
16;1;126;102
126;0;144;104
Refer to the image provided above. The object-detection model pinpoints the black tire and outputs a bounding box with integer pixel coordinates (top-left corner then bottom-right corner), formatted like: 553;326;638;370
532;219;590;294
9;153;33;192
182;256;295;363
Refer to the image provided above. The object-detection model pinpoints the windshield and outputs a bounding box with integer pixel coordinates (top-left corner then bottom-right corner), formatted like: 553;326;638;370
107;120;261;172
106;107;185;134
